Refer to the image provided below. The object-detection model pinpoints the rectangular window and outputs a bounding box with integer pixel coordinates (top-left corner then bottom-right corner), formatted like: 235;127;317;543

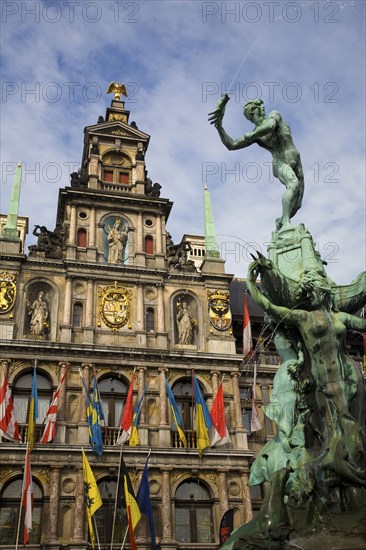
103;170;113;182
119;172;129;184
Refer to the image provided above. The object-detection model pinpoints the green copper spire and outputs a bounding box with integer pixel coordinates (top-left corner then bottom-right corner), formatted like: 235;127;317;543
2;162;22;241
203;184;220;258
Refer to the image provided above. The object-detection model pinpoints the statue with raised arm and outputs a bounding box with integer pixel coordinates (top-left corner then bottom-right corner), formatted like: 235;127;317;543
209;94;304;230
107;219;128;264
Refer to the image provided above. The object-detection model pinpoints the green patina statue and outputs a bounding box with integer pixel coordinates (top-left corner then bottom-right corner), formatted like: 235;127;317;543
210;95;366;549
209;94;304;230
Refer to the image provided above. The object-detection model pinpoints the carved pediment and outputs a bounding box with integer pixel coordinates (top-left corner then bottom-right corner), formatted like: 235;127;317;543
86;121;150;142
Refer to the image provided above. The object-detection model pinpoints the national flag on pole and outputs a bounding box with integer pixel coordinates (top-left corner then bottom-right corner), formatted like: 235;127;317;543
210;382;231;446
79;370;104;455
40;367;69;444
129;383;149;447
116;371;135;445
136;453;157;550
243;291;253;357
193;372;220;457
251;362;262;433
27;362;38;452
121;457;141;550
164;374;187;447
0;369;20;441
82;448;102;549
22;445;33;544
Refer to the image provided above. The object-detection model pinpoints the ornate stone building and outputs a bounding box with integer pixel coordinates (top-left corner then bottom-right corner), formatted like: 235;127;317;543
0;96;364;549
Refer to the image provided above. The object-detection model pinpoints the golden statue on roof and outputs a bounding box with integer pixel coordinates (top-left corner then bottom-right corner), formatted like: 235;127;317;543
106;82;128;101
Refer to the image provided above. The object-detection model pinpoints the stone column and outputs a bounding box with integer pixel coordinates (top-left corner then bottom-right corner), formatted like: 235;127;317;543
161;469;173;541
158;368;170;447
136;211;143;252
210;370;219;399
136;282;144;331
240;470;253;524
80;364;90;422
58;362;69;421
231;371;248;450
218;470;229;514
46;467;61;543
156;283;165;332
68;203;77;245
86;278;94;327
137;367;146;423
72;468;85;542
155;213;162;254
89;207;96;247
63;276;73;325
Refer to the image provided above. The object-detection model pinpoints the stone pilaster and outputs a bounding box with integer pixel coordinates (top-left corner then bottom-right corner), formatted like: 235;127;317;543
71;468;85;543
54;362;69;444
78;363;90;445
46;467;61;543
68;204;77;245
156;283;167;347
161;469;174;542
0;359;9;377
210;370;219;399
63;276;73;325
155;214;162;254
218;470;229;514
85;278;94;326
231;371;248;450
89;207;96;247
240;470;253;524
158;368;170;447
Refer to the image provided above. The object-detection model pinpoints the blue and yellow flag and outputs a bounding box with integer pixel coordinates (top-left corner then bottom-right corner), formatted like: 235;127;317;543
79;371;103;456
193;373;213;457
164;374;187;448
129;383;149;447
27;361;39;452
82;448;102;548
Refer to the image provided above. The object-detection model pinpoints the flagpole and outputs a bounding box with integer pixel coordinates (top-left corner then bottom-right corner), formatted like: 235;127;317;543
111;444;123;550
93;514;101;550
120;526;128;550
15;442;29;550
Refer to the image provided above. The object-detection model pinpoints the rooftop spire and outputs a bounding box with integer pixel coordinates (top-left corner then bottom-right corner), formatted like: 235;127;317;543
203;184;220;258
2;162;22;241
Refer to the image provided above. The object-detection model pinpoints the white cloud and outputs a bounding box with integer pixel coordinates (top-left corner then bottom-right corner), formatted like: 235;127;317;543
1;0;364;285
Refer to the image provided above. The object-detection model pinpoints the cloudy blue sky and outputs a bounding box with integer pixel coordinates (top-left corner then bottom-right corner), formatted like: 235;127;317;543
1;0;364;284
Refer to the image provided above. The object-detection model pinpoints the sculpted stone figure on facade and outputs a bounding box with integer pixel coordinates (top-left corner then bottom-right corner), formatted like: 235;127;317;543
107;219;128;264
27;290;49;337
176;300;196;344
209;94;304;230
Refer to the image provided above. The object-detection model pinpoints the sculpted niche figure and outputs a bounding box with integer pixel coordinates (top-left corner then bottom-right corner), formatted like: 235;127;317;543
209;94;304;230
176;300;196;344
107;219;128;264
28;290;49;337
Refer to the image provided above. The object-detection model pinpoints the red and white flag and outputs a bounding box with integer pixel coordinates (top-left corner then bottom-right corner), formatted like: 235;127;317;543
40;367;69;444
250;362;262;433
116;371;135;445
210;382;231;446
0;370;20;441
243;291;253;357
22;446;34;544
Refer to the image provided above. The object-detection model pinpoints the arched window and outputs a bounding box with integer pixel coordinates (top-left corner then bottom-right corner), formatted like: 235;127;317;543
72;302;83;327
77;228;87;247
94;478;127;543
145;307;155;332
12;371;52;425
0;477;43;544
98;377;128;427
144;235;154;255
175;479;214;543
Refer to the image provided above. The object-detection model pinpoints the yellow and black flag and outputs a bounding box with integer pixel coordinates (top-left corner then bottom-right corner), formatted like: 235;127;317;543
121;457;141;550
82;448;102;548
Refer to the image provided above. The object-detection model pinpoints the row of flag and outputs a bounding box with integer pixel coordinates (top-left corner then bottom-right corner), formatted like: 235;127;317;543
82;448;156;549
0;291;263;451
